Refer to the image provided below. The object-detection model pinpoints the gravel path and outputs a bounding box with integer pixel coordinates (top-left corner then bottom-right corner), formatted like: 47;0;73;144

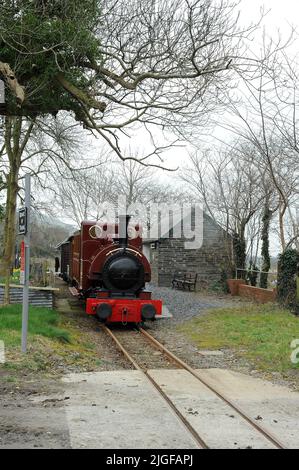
148;284;239;324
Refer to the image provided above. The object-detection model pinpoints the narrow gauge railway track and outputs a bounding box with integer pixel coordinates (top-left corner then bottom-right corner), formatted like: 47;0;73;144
102;325;209;449
102;325;287;450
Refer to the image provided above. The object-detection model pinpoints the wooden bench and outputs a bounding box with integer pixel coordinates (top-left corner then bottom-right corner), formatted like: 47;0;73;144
183;271;198;291
172;271;198;291
171;270;186;290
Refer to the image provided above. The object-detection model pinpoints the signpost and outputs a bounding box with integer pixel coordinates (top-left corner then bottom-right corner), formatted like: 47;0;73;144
18;208;28;235
20;175;31;353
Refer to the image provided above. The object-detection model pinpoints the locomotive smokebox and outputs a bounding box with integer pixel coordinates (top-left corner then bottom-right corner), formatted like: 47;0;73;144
118;214;131;247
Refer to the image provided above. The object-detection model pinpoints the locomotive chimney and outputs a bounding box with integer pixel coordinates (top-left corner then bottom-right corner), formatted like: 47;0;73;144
118;214;131;247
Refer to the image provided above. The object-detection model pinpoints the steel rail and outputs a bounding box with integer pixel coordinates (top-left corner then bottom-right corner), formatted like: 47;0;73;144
102;325;209;449
139;327;286;450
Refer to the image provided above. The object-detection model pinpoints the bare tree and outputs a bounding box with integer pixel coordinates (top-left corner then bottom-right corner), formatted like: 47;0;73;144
181;144;265;272
224;49;299;252
1;0;263;165
0;0;269;300
113;156;185;205
78;1;251;157
53;163;116;227
0;115;100;302
53;153;189;229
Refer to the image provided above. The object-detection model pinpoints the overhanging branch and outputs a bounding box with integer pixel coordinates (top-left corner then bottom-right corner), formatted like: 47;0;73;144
0;61;25;104
55;73;107;112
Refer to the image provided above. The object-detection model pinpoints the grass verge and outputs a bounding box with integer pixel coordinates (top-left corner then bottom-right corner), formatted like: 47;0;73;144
0;304;101;378
0;304;70;346
178;304;299;373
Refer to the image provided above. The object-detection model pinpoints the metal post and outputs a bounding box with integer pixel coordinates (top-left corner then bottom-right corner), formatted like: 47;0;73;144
297;262;299;303
21;174;31;353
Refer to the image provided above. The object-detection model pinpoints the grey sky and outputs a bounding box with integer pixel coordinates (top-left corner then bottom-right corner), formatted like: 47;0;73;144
240;0;299;28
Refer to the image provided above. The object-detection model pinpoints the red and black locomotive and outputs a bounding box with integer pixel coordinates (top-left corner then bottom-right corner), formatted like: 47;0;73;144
59;216;162;324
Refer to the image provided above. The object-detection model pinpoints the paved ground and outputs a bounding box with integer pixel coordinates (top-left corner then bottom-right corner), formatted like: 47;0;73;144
7;368;297;449
62;371;198;449
196;369;299;448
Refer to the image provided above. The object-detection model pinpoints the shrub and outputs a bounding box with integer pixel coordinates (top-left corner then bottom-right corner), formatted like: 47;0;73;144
210;269;230;293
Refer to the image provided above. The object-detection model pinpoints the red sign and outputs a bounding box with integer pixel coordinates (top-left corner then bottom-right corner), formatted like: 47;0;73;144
20;241;25;285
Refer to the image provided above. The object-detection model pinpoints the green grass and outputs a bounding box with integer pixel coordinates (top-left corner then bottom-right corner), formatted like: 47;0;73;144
0;304;70;347
0;269;21;285
178;304;299;373
0;304;102;377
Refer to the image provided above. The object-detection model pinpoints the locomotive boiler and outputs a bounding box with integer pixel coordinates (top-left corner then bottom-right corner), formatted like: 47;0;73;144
59;216;162;323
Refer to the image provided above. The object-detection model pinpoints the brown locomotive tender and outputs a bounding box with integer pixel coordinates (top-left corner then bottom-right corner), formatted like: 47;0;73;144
59;216;162;323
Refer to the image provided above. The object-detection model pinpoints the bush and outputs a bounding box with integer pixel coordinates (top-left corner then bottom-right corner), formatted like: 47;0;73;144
277;249;299;311
210;269;230;293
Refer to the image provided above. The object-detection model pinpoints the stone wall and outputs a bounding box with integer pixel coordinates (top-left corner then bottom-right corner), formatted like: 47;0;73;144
149;245;159;285
149;214;232;288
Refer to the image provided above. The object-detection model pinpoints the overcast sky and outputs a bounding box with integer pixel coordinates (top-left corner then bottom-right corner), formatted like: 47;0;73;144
240;0;299;27
159;0;299;169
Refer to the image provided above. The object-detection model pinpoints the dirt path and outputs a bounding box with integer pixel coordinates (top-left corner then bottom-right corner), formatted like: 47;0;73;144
0;376;70;449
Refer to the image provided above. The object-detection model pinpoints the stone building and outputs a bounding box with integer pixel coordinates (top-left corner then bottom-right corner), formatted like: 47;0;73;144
143;212;232;288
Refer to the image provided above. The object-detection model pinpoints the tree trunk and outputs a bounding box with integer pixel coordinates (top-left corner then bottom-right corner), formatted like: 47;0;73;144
260;201;272;289
3;167;19;303
1;116;22;304
279;198;287;252
233;225;246;278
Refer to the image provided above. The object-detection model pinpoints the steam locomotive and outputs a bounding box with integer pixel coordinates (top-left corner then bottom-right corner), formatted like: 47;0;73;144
59;216;162;323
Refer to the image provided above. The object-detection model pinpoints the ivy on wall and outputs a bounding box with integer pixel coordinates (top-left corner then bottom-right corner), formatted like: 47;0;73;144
233;231;246;277
277;249;299;312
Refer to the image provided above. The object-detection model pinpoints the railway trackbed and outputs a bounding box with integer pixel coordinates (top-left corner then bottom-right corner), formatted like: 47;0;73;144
102;325;287;450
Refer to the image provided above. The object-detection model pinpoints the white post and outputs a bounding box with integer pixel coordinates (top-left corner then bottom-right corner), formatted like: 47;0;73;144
21;174;31;353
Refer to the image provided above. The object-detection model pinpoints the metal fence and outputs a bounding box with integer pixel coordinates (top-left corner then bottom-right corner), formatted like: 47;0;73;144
0;285;55;308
